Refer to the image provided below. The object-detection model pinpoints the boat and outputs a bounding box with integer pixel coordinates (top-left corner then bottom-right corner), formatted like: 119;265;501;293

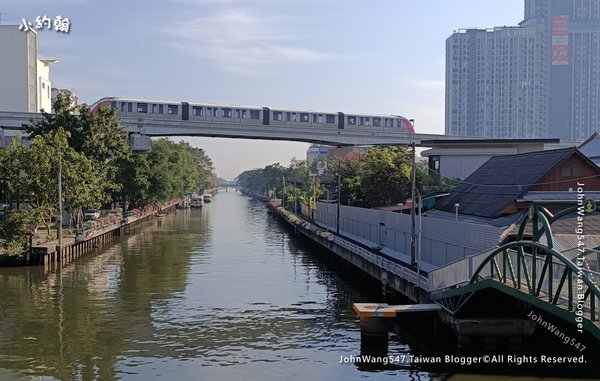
202;193;212;203
156;213;167;218
190;193;204;208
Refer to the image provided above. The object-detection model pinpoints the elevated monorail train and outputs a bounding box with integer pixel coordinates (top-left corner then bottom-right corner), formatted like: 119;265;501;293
91;97;415;133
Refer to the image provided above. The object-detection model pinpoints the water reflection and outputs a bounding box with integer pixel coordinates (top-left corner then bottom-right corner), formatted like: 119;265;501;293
0;192;581;381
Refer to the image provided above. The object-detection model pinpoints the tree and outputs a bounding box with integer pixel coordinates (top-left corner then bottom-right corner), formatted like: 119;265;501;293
114;154;152;210
323;146;413;208
361;146;412;207
25;93;129;208
146;139;197;203
26;93;129;161
180;143;217;192
4;129;107;232
115;139;202;209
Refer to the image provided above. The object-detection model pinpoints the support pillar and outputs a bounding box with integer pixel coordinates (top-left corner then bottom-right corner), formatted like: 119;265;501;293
360;317;389;358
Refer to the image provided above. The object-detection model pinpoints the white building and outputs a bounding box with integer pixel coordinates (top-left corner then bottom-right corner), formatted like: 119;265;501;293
0;25;57;113
420;138;561;180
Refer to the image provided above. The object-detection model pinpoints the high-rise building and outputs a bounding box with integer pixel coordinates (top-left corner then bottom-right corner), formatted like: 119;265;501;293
446;0;600;142
0;25;57;113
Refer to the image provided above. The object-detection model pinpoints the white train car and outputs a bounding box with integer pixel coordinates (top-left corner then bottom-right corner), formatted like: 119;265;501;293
91;97;415;134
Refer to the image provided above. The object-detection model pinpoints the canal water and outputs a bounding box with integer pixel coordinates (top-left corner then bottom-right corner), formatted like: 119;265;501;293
0;191;580;380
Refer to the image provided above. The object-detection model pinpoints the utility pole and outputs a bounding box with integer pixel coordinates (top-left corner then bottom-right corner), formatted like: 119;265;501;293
282;176;286;208
336;158;341;234
58;154;63;257
410;119;416;265
293;178;298;234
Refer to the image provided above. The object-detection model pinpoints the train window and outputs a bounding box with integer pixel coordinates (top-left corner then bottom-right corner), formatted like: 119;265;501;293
213;108;218;117
250;110;260;119
365;117;370;126
152;104;158;113
110;101;117;109
120;102;126;112
312;114;318;123
300;113;309;122
286;112;291;122
373;117;381;127
292;113;298;122
241;109;248;118
273;111;282;121
168;105;178;115
235;109;241;118
222;108;232;118
206;107;212;116
137;103;148;113
386;119;392;127
326;114;335;124
159;104;164;114
193;106;203;116
347;116;356;125
128;102;133;112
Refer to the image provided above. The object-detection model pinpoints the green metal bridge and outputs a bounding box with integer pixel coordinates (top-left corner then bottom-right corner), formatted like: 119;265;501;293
428;201;600;340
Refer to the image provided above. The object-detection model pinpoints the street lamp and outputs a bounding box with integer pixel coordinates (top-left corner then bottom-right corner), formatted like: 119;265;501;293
454;203;460;222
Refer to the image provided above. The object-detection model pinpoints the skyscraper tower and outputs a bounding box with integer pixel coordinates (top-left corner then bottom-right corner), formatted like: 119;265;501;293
446;0;600;142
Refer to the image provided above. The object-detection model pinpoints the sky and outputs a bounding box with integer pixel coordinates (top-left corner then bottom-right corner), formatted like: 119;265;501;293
0;0;524;179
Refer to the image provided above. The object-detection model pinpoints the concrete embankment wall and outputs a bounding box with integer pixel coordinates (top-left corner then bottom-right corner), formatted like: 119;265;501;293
315;202;502;267
269;202;428;302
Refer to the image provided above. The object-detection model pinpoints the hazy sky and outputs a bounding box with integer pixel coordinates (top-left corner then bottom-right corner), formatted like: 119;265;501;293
1;0;523;179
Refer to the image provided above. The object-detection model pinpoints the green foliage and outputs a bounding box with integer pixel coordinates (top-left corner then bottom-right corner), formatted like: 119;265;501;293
114;154;152;209
3;129;108;233
237;157;325;213
26;93;130;162
115;139;216;210
25;93;129;208
0;210;34;256
0;94;220;247
321;146;455;208
416;162;459;193
182;143;218;192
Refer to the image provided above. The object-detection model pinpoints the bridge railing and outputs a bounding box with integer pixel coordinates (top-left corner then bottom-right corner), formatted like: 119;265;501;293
505;249;600;318
430;243;600;321
430;246;600;301
469;242;600;322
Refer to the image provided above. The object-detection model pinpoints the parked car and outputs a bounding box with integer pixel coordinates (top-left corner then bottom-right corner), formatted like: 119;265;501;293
84;208;100;221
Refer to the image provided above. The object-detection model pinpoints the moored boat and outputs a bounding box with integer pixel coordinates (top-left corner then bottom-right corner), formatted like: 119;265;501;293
190;193;204;208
